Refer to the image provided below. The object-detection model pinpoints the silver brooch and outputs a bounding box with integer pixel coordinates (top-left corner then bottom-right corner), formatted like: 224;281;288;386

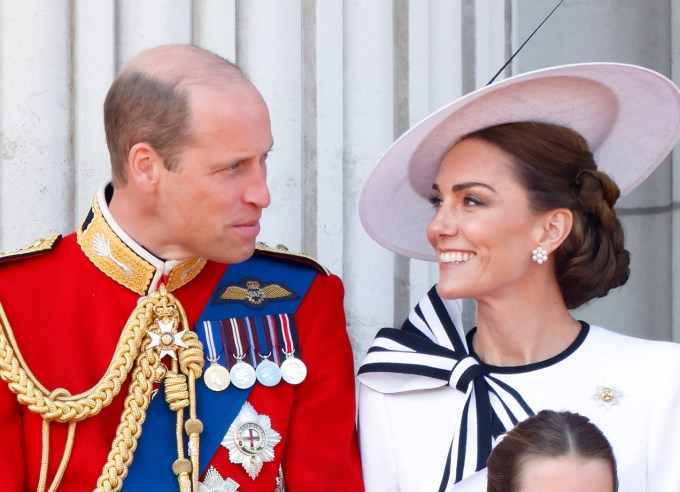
199;466;240;492
222;402;281;479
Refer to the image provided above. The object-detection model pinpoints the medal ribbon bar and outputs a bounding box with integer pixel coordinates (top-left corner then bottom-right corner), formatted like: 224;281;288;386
202;320;222;362
263;314;282;366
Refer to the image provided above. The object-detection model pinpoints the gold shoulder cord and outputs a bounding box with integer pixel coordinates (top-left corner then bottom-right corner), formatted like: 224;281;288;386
0;285;204;492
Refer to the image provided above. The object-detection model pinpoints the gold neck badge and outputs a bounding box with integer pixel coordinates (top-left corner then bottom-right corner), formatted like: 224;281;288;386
77;194;206;295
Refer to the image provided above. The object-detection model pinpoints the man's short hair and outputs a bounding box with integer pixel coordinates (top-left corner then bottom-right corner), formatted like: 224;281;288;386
104;46;244;185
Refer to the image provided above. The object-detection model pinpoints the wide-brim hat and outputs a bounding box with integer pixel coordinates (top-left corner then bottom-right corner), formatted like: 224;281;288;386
359;62;680;261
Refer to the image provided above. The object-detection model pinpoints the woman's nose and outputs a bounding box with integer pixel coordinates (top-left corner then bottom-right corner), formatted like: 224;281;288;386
428;206;458;238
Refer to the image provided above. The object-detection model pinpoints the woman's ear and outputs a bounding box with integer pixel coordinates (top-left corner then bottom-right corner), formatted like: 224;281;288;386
538;208;573;253
126;142;164;193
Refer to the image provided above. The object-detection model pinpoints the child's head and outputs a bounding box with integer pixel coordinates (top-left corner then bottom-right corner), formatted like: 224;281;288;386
487;410;617;492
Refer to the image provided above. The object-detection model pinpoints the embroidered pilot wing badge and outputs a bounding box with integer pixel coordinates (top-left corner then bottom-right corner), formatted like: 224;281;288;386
222;402;281;480
214;278;299;309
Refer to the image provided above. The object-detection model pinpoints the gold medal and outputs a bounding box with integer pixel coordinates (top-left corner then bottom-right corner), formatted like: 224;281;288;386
204;358;231;392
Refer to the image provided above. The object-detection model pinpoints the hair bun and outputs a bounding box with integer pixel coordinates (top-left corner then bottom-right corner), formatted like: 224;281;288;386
575;169;621;214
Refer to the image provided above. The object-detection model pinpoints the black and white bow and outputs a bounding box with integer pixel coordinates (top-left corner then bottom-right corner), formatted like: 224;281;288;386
358;286;534;490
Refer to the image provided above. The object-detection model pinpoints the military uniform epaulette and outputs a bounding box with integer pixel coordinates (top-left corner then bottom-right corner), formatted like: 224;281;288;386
0;234;61;266
254;243;330;276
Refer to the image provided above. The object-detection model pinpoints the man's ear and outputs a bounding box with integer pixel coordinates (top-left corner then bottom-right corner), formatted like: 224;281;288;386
538;208;573;253
127;142;164;192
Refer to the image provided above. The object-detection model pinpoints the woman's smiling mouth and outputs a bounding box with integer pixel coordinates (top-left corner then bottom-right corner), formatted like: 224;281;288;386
439;251;475;263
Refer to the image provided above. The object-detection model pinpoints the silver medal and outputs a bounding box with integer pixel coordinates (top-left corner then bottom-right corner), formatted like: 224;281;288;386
204;361;231;392
230;361;257;389
256;359;282;387
280;356;307;385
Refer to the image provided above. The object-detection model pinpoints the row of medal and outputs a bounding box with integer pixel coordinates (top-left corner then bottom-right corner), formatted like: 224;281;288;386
199;313;307;392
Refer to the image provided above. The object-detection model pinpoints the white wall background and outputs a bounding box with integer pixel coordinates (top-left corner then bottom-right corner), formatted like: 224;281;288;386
1;0;678;369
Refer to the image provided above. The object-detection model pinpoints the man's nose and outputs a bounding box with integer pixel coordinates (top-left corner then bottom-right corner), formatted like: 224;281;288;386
245;166;271;208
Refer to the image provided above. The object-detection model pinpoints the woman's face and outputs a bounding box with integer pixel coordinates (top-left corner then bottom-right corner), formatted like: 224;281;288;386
517;455;615;492
427;138;548;301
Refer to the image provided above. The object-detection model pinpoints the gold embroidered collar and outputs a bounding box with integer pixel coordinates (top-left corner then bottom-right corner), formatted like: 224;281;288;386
77;184;206;296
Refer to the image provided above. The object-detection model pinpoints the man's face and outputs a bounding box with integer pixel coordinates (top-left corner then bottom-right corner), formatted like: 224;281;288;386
154;81;272;264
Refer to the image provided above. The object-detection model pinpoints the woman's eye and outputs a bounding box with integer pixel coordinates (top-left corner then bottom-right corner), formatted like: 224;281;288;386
428;194;443;208
463;196;484;207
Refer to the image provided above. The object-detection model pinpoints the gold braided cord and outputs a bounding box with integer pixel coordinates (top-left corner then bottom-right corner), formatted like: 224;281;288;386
0;286;204;492
94;337;160;492
171;357;191;492
38;419;50;492
94;288;204;492
167;330;204;492
0;299;152;421
48;422;77;492
0;290;150;492
178;331;204;380
165;370;190;413
180;331;204;491
37;408;77;492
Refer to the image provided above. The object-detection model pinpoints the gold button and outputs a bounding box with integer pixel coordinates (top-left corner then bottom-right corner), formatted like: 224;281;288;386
600;387;614;402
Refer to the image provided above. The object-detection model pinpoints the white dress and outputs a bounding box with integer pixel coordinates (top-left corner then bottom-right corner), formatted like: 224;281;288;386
358;319;680;492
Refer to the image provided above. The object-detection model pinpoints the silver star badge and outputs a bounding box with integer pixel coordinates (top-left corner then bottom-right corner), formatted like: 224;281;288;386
199;466;239;492
147;318;188;360
592;384;623;410
222;402;281;480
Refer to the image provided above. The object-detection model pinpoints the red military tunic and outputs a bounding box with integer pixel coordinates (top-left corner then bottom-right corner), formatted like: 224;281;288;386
0;186;363;491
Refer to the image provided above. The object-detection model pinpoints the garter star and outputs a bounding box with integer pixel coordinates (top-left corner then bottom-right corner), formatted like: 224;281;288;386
222;402;281;479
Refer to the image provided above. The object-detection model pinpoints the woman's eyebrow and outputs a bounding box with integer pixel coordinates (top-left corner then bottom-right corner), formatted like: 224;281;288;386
431;182;497;193
451;182;496;193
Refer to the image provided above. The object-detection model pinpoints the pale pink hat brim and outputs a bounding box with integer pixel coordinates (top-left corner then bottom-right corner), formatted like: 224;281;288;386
359;62;680;261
